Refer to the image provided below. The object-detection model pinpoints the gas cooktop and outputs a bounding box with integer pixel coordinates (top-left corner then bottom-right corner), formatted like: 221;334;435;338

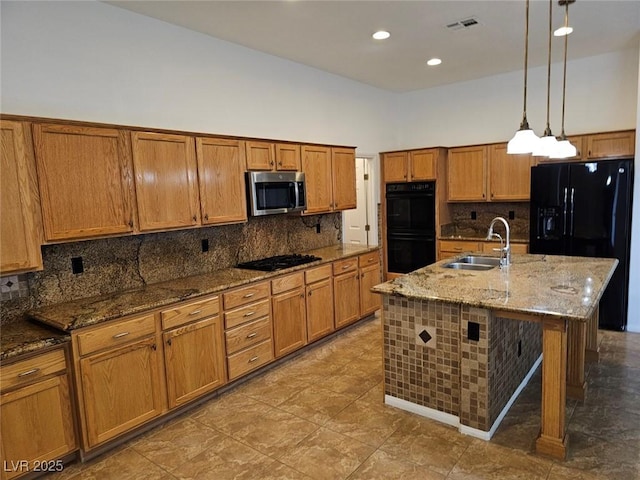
236;254;322;272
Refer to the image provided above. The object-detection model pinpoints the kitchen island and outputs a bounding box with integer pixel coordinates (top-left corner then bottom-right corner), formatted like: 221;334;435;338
372;253;617;460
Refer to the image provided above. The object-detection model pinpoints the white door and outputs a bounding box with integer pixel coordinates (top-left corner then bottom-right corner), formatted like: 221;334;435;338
343;157;369;245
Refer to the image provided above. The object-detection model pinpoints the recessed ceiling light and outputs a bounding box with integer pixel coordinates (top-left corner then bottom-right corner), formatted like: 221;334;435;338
372;30;390;40
427;58;442;66
554;26;573;36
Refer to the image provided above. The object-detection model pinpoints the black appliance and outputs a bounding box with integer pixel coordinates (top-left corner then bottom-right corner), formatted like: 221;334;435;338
385;182;436;274
236;254;321;271
529;158;634;331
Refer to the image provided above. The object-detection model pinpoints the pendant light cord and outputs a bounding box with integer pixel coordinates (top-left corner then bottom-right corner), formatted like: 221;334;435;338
520;0;531;130
544;0;553;137
560;1;569;139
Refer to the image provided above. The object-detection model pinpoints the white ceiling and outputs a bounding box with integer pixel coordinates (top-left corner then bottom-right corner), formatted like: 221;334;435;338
106;0;639;93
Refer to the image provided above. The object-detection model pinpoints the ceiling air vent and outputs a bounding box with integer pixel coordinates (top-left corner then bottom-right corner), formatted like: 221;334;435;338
445;16;480;31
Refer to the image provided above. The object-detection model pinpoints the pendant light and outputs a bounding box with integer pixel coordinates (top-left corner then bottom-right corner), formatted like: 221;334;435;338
550;0;577;159
532;0;559;156
507;0;540;154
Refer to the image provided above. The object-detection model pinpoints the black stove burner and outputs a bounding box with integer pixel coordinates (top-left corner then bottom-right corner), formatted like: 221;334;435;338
236;254;322;272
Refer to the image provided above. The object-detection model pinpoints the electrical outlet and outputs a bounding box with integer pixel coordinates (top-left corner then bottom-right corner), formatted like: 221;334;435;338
71;257;84;274
201;239;209;252
471;211;477;220
509;210;515;220
316;223;321;233
468;321;480;341
518;339;522;357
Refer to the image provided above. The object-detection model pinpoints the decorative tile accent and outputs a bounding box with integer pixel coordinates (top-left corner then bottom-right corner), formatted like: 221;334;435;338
1;274;30;301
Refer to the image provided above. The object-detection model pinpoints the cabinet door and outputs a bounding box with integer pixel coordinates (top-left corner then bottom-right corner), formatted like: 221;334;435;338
79;336;163;448
32;124;134;241
196;137;247;225
131;132;200;231
488;144;532;201
332;147;357;211
0;121;43;274
586;131;635;159
382;152;408;182
359;263;381;317
272;287;307;358
163;316;226;409
0;375;76;480
301;145;332;214
246;141;274;170
306;279;334;342
447;146;487;201
334;272;360;329
275;143;301;171
410;149;437;181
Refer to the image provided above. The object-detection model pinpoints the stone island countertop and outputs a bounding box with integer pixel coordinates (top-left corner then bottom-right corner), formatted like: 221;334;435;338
372;253;618;321
24;244;377;334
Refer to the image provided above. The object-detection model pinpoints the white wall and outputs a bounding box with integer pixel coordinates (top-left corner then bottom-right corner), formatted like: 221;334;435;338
627;45;640;333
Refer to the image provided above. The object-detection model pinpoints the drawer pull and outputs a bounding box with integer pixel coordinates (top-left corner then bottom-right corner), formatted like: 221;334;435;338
243;311;256;317
189;310;202;316
18;368;40;378
368;258;375;263
246;332;257;339
342;265;351;270
453;247;463;251
248;356;259;363
113;331;130;339
243;293;255;298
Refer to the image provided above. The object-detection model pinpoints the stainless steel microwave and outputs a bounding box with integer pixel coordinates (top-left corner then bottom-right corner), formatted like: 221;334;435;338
247;171;306;216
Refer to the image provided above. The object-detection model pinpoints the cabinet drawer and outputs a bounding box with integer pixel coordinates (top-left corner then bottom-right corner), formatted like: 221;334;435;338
333;257;358;275
227;339;273;380
358;251;380;268
75;313;156;356
225;317;272;355
271;272;304;295
1;349;66;392
482;242;529;254
223;282;270;310
305;264;332;284
439;240;481;253
224;298;270;329
161;295;219;330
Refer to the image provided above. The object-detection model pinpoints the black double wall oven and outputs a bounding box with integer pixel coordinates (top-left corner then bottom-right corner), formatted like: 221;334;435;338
386;182;436;274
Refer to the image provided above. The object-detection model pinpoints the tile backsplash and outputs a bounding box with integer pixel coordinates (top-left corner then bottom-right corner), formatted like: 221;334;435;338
0;213;341;325
441;202;529;240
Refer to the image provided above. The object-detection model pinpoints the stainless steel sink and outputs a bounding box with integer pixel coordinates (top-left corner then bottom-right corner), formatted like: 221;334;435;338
443;262;495;271
443;255;500;271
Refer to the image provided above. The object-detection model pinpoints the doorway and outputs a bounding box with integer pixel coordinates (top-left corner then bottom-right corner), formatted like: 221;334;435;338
342;156;378;246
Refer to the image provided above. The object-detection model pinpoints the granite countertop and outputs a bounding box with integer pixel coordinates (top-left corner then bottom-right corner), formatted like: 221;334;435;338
372;253;617;321
25;244;377;333
1;321;70;361
439;235;529;243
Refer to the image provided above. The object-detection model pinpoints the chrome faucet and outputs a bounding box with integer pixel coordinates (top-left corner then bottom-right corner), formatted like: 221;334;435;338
486;216;511;267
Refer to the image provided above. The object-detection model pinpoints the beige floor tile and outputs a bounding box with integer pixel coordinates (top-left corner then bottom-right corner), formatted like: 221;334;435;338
277;427;375;480
547;464;613;480
189;390;271;434
235;371;315;407
312;365;381;396
348;450;445;480
278;384;359;425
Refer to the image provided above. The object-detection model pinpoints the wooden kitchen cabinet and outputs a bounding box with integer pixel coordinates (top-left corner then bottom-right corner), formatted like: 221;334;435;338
161;295;226;409
586;131;635;159
358;251;381;317
305;265;335;342
246;141;301;171
302;145;356;214
481;242;528;254
535;135;585;163
0;348;77;480
438;240;482;260
447;145;487;201
275;143;302;171
382;149;437;183
332;147;357;211
272;273;307;358
32;123;135;241
196;137;247;225
488;144;533;201
333;257;360;329
73;313;164;449
0;120;43;274
131;132;200;232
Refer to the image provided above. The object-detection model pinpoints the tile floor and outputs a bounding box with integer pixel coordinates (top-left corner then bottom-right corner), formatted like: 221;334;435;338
50;314;640;479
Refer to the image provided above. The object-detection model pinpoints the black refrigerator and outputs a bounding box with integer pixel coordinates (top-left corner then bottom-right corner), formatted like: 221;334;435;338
529;158;634;331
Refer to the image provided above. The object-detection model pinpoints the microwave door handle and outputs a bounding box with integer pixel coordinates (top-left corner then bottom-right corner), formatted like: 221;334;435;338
293;182;300;209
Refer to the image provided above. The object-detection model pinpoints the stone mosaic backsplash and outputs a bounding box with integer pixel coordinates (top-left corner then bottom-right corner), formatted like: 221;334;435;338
0;213;341;326
441;202;530;240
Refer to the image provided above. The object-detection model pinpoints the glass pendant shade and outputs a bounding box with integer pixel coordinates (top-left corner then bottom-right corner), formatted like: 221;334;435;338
550;138;577;158
532;134;559;156
507;128;540;154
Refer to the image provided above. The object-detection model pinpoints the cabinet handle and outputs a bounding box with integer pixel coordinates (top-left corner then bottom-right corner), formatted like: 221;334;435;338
18;368;40;378
308;291;312;296
300;294;304;298
151;344;157;351
113;331;130;339
204;213;209;221
453;247;463;251
368;258;375;263
342;265;350;270
361;273;365;278
128;219;133;228
167;338;172;346
482;193;485;198
243;293;255;298
246;332;257;339
249;356;259;363
278;161;282;166
192;215;197;222
243;311;256;317
270;161;274;166
189;310;202;316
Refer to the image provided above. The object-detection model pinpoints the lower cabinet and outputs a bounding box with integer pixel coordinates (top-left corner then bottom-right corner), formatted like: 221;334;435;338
272;273;307;358
333;257;361;329
359;251;382;317
0;348;77;480
305;264;335;342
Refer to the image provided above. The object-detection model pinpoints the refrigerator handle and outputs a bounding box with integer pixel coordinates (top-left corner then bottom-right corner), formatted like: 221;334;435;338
570;187;575;235
562;187;568;235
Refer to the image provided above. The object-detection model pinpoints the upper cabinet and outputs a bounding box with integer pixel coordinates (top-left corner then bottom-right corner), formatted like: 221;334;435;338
246;141;301;171
382;149;437;183
0;120;43;274
586;131;635;159
488;144;533;201
301;145;356;214
196;137;247;225
131;132;200;232
447;145;487;201
32;124;135;241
